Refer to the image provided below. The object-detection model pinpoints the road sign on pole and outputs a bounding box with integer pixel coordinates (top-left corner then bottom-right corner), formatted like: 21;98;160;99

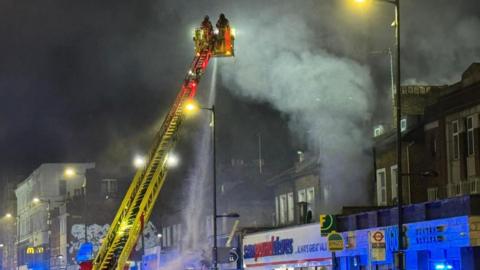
327;231;344;252
369;230;386;262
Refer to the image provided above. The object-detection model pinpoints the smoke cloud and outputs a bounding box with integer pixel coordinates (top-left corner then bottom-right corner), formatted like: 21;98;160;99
221;8;375;211
401;0;480;84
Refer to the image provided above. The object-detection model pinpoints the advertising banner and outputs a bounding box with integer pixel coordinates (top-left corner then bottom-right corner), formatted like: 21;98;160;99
243;224;331;269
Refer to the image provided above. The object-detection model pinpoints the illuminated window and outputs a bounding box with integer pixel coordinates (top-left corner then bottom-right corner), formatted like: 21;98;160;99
452;120;460;160
287;192;294;223
274;196;279;225
176;224;182;246
162;227;167;247
297;189;306;203
279;194;286;224
373;125;385;137
167;226;172;247
467;116;475;156
306;187;315;216
101;179;118;198
401;118;407;132
172;225;176;246
391;165;398;203
376;169;387;206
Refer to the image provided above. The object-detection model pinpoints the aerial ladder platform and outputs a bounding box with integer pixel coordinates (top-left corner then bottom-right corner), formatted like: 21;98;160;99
91;15;234;270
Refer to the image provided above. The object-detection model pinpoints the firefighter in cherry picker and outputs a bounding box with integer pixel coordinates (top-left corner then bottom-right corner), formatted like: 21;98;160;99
216;13;229;29
201;15;213;48
215;13;232;55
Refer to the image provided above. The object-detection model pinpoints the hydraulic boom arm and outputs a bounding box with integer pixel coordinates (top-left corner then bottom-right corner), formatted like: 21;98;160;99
92;15;234;270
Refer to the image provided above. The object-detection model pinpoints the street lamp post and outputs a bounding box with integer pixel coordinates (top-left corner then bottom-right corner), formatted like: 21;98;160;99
184;102;219;269
184;101;240;269
64;168;89;243
32;197;52;270
204;105;218;270
392;3;403;270
1;213;15;270
354;0;402;268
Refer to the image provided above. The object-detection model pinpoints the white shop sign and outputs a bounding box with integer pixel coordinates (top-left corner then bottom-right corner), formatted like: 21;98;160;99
243;223;332;269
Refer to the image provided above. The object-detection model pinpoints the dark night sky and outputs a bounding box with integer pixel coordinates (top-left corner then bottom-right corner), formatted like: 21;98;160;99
0;0;479;181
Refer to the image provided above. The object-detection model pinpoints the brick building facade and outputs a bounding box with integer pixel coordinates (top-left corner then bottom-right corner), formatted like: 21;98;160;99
374;63;480;206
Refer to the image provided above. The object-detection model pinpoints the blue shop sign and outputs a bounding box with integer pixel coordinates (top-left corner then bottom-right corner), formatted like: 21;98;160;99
384;216;470;251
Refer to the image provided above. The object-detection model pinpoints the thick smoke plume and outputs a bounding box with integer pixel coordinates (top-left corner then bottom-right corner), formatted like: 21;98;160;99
222;10;375;212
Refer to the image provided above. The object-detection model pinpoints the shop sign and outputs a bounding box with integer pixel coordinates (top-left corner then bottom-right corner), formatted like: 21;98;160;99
243;236;294;261
327;231;344;252
320;214;336;236
243;224;331;268
26;246;44;254
370;230;386;261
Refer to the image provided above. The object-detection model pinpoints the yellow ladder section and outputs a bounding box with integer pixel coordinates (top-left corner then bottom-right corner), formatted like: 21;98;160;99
92;49;212;270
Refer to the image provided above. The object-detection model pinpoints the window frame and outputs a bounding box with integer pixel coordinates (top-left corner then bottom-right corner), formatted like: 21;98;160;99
467;116;475;156
298;189;306;203
427;187;439;201
452;120;460;160
275;196;279;225
390;165;398;203
400;118;407;132
287;192;294;223
306;187;315;216
279;194;287;224
376;168;387;206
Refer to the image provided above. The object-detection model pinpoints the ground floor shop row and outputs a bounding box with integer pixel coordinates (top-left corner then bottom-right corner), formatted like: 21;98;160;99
242;215;480;270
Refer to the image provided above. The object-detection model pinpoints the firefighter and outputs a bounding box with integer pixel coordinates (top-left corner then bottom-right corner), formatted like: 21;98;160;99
215;14;231;54
201;15;213;47
216;13;229;29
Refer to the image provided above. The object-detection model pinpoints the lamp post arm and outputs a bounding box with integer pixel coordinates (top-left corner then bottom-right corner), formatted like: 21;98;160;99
375;0;397;5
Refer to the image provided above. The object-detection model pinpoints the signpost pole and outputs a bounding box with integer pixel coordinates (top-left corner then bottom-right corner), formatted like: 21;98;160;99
367;231;372;270
331;251;337;270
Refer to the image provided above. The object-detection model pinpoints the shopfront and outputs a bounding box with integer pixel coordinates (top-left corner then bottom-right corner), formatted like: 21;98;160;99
243;215;480;270
243;224;333;270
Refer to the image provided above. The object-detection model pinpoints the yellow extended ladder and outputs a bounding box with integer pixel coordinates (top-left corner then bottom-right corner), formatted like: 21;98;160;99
92;18;234;270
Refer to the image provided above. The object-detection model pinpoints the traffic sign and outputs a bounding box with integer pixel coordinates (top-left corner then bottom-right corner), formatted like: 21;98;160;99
228;250;239;263
327;231;344;252
369;230;386;261
217;247;239;264
372;231;384;243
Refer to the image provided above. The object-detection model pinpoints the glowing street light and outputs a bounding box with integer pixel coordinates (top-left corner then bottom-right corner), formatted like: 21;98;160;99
166;153;179;168
186;103;196;111
184;99;200;116
0;244;4;248
157;233;162;238
133;155;146;169
64;167;76;178
32;197;41;204
5;213;12;219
